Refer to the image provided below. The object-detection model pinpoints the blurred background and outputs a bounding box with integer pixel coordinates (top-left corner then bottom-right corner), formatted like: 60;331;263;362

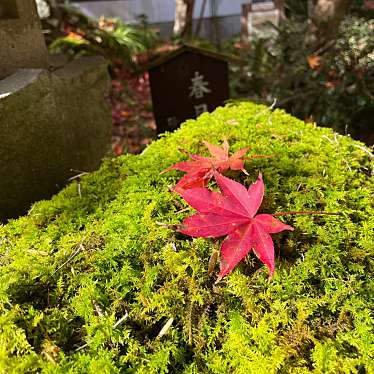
35;0;374;153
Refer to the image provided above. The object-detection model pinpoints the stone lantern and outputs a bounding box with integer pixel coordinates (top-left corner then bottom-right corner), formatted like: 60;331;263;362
0;0;112;221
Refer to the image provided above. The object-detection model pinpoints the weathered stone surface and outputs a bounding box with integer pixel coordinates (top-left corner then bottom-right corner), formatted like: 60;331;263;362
0;0;48;79
0;56;111;221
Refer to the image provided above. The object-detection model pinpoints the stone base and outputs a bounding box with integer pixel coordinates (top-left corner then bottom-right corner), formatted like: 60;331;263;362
0;56;111;221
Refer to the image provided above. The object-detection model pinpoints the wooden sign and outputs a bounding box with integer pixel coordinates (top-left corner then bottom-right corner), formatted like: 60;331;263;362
148;45;230;133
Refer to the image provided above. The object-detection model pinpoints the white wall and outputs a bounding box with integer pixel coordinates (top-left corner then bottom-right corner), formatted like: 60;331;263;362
72;0;246;24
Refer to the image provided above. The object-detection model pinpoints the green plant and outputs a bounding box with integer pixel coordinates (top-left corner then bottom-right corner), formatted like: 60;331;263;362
0;103;373;373
48;7;160;66
229;16;374;145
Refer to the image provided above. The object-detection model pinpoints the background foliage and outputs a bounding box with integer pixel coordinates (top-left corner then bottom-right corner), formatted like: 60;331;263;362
41;2;374;150
229;14;374;144
47;7;160;67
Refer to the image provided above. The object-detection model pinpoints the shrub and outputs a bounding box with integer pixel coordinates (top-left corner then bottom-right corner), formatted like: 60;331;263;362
229;16;374;145
0;103;373;373
48;7;160;67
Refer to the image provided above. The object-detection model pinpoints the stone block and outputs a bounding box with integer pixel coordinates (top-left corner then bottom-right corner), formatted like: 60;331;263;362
0;56;111;221
0;0;48;79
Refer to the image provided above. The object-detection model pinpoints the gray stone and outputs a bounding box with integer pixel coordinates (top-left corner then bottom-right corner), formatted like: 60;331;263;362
0;0;48;79
0;56;112;221
0;1;111;220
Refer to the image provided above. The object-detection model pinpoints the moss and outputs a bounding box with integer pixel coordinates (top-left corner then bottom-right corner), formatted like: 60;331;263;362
0;102;373;373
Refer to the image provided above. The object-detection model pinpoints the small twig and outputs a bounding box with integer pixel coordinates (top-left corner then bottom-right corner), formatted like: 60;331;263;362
253;99;277;118
69;172;88;198
269;98;277;110
43;352;56;365
75;310;129;353
70;168;88;173
28;205;35;215
112;311;129;329
353;144;373;158
77;182;82;198
322;135;354;172
68;172;88;181
157;317;174;339
140;146;149;155
334;133;339;144
75;343;88;352
155;221;180;230
214;275;223;285
322;134;335;144
175;207;190;214
52;241;85;276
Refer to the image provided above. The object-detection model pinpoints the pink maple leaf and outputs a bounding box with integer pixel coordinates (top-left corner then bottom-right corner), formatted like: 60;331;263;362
161;139;249;193
179;172;294;281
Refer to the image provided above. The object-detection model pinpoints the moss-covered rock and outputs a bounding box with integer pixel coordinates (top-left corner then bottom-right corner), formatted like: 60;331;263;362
0;102;373;373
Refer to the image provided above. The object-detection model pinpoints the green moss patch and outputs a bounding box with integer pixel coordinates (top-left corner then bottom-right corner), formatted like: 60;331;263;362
0;102;373;373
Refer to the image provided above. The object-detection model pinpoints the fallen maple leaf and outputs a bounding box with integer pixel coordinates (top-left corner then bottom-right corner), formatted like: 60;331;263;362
324;80;340;89
179;172;293;281
364;0;374;10
307;55;322;70
161;140;250;193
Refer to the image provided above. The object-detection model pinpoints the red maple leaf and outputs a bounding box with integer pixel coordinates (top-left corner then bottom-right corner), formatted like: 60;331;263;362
161;140;249;193
179;172;294;281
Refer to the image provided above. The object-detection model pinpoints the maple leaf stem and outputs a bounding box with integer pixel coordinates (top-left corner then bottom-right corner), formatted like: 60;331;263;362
272;211;341;217
175;207;190;214
214;275;223;285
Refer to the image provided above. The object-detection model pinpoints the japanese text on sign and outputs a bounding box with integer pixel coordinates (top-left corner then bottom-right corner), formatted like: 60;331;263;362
189;71;211;99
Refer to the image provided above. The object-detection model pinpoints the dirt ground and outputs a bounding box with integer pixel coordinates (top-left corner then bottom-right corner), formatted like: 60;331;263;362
110;67;157;155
